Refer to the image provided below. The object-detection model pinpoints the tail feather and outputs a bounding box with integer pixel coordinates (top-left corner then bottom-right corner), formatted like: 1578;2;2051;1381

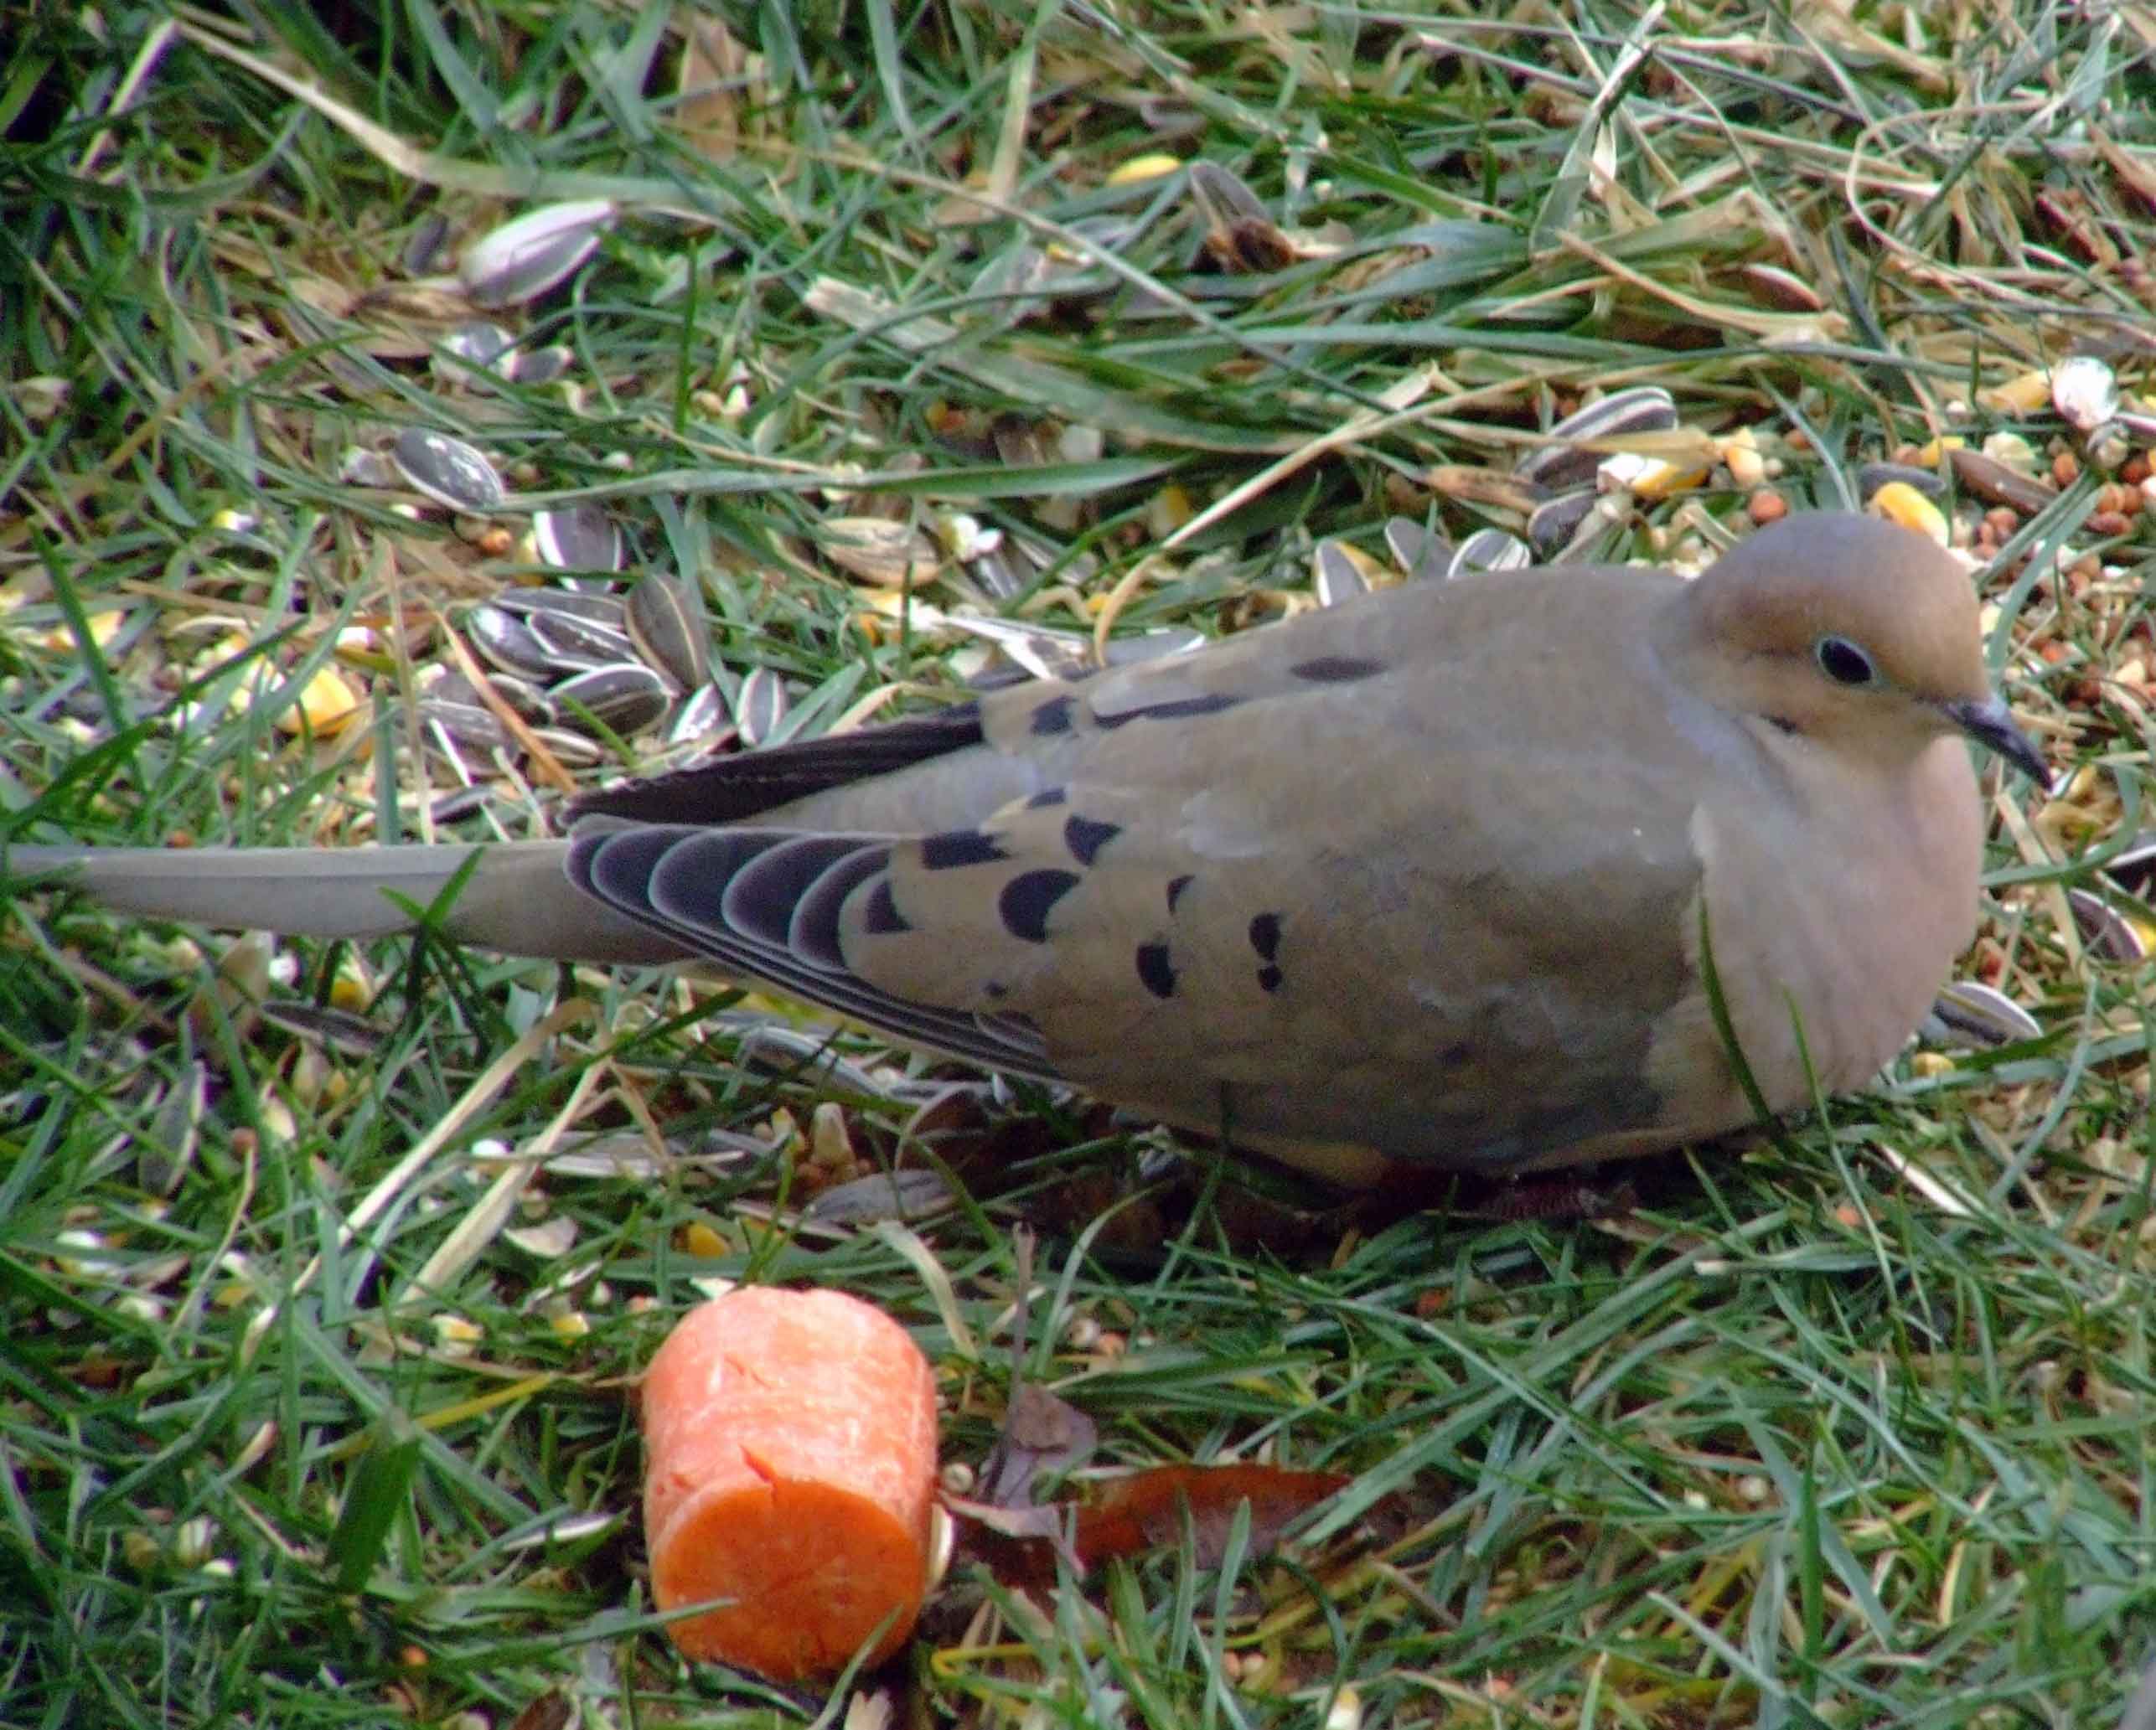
5;840;696;965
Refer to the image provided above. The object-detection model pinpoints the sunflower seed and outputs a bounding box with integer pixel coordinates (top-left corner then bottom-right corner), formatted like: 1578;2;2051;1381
503;1217;580;1261
2100;831;2156;895
965;543;1033;602
820;516;938;586
968;526;1083;599
459;200;616;307
1138;96;1205;138
422;702;506;749
1516;386;1678;491
466;604;558;679
427;784;494;824
2068;887;2149;962
260;1001;389;1057
804;1168;958;1226
1925;979;2042;1047
421;717;481;779
550;663;671;736
734;667;788;746
992;528;1099;591
1383;517;1454;581
1187;159;1270;225
1857;462;1947;501
498;587;628;627
1449;528;1532;578
938;613;1204;680
487;672;556;720
509;345;575;385
1527;488;1597;557
1312;540;1372;607
625;573;709;689
403;214;451;276
527;725;605;767
437;321;516;382
936;614;1075;680
532;504;623;572
1107;627;1206;666
421;667;482;706
669;681;730;746
391;428;507;513
339;448;400;489
1187;162;1296;273
2086;421;2131;472
539;1128;765;1180
990;415;1049;468
525;607;638;670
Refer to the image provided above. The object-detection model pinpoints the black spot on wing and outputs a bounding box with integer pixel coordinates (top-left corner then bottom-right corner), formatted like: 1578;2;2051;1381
919;828;1008;870
1166;873;1194;914
1026;787;1067;808
1093;692;1240;730
1290;654;1386;684
1000;870;1080;943
1135;941;1176;999
1062;814;1121;867
1029;695;1077;736
862;878;911;934
1249;912;1285;994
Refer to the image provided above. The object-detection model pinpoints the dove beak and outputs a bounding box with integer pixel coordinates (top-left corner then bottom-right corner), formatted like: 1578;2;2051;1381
1945;696;2048;784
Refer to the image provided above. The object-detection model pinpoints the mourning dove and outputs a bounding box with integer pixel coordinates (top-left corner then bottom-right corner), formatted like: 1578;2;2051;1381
8;513;2042;1187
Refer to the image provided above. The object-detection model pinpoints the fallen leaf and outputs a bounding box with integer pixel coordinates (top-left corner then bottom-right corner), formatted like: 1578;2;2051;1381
947;1463;1347;1587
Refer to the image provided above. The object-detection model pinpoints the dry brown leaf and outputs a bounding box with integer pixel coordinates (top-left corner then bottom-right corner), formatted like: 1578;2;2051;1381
947;1463;1348;1588
675;11;752;163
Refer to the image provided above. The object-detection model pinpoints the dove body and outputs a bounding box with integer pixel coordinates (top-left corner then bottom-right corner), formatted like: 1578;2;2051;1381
11;515;2039;1185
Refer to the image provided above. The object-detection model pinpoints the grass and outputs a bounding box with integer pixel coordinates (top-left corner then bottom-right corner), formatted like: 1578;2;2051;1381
3;2;2156;1725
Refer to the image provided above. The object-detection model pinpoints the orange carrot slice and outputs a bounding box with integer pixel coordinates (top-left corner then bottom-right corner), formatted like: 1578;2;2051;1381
640;1287;938;1681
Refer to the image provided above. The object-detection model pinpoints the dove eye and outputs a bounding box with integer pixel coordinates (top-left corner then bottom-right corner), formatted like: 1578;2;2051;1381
1815;635;1877;687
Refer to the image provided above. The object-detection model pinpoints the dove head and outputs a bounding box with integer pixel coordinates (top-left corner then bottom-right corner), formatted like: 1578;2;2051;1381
1671;513;2045;780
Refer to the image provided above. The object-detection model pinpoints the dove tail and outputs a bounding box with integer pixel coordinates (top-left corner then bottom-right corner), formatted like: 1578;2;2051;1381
5;840;695;964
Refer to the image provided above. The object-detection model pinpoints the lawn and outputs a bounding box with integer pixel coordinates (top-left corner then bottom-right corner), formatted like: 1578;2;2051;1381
3;3;2153;1726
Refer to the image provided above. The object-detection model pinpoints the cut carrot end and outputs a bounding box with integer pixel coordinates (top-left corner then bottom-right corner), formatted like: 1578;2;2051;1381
641;1288;938;1682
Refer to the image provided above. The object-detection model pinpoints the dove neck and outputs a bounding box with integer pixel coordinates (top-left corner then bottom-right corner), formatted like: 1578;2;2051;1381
1647;581;1779;731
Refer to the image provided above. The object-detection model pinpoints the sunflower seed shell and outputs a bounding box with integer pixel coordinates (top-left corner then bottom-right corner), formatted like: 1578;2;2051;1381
391;429;507;513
